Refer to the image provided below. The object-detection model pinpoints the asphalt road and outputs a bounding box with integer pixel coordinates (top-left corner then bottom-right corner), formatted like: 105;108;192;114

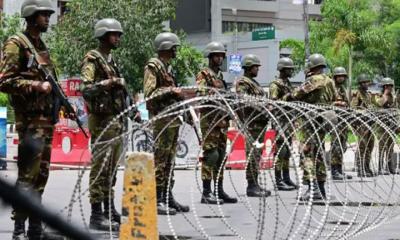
1;162;400;240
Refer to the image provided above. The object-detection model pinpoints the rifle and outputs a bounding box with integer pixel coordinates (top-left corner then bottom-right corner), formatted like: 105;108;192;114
28;55;89;138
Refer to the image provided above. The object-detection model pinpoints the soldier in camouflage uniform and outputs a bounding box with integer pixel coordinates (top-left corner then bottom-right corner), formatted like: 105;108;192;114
287;54;336;201
196;42;237;204
236;54;271;197
144;32;189;215
330;67;352;180
80;18;127;230
376;78;397;175
351;74;375;177
269;57;297;191
0;1;56;238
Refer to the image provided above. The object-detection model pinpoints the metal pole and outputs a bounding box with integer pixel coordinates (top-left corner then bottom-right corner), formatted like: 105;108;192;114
303;0;310;59
348;46;353;101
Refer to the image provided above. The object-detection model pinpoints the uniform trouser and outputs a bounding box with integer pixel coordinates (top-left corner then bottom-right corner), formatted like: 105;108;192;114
301;126;327;183
275;134;291;173
246;127;264;184
153;119;180;192
330;126;348;167
354;126;374;173
14;120;54;220
89;115;123;204
201;147;226;182
378;131;394;171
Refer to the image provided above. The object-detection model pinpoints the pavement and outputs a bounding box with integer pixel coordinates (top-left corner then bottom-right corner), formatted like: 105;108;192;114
1;161;400;240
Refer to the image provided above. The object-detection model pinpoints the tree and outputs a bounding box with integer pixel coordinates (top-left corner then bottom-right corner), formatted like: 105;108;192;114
48;0;204;92
280;0;400;88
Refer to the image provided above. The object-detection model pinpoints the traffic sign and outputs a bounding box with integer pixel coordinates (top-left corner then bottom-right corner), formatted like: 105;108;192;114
252;26;275;41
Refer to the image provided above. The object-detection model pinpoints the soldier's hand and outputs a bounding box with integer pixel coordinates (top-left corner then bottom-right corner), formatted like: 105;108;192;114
111;77;126;86
32;81;52;94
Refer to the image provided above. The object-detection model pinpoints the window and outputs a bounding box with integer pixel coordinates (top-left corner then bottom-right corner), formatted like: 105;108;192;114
222;21;272;33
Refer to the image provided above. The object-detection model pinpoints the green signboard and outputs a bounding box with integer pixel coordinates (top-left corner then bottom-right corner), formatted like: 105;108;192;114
252;26;275;41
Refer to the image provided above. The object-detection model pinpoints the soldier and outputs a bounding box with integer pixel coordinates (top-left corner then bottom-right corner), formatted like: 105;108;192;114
330;67;352;180
0;1;57;238
143;32;190;215
236;54;271;197
351;74;375;177
269;57;297;191
80;18;127;230
287;54;336;200
196;41;237;204
376;77;397;175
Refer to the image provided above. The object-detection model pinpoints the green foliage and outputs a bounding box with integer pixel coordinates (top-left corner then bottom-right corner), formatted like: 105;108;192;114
0;13;22;44
173;32;205;85
48;0;203;92
281;0;400;88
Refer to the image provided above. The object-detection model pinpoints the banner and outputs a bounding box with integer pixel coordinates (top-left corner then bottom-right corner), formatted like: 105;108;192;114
228;54;242;75
0;107;6;159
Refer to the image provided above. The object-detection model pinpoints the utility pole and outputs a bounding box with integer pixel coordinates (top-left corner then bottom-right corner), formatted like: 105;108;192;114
303;0;310;59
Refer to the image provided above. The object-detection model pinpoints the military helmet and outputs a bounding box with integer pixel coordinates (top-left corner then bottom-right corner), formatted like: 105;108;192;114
154;32;181;51
308;53;327;69
357;73;371;84
277;57;294;71
333;67;348;77
381;77;395;86
242;54;261;68
203;41;226;58
21;0;55;18
94;18;123;38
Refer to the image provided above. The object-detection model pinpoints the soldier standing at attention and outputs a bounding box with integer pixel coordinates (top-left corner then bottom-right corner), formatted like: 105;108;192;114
81;18;127;230
0;0;57;238
286;54;336;201
330;67;352;180
236;54;271;197
143;32;190;215
376;78;397;175
351;74;375;177
196;41;237;204
269;57;297;191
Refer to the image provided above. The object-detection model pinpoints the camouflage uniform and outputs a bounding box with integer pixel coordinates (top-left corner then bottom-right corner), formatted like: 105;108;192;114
269;78;294;175
0;32;56;220
375;78;396;174
292;74;336;183
196;67;228;182
144;57;181;193
351;87;374;175
81;49;125;204
236;75;267;184
330;76;350;173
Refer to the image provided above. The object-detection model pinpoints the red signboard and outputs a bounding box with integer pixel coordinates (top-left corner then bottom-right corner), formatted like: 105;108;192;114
61;79;83;97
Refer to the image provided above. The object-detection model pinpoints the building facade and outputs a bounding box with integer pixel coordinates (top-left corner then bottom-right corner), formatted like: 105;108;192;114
171;0;323;85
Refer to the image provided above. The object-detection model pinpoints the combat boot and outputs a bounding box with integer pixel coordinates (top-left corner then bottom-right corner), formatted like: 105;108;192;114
276;168;295;191
215;181;237;204
89;202;119;231
299;180;324;201
337;165;353;180
283;169;299;189
12;218;26;240
156;188;176;215
167;190;190;212
27;217;42;240
201;180;222;204
246;180;271;198
104;198;121;224
331;165;344;180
